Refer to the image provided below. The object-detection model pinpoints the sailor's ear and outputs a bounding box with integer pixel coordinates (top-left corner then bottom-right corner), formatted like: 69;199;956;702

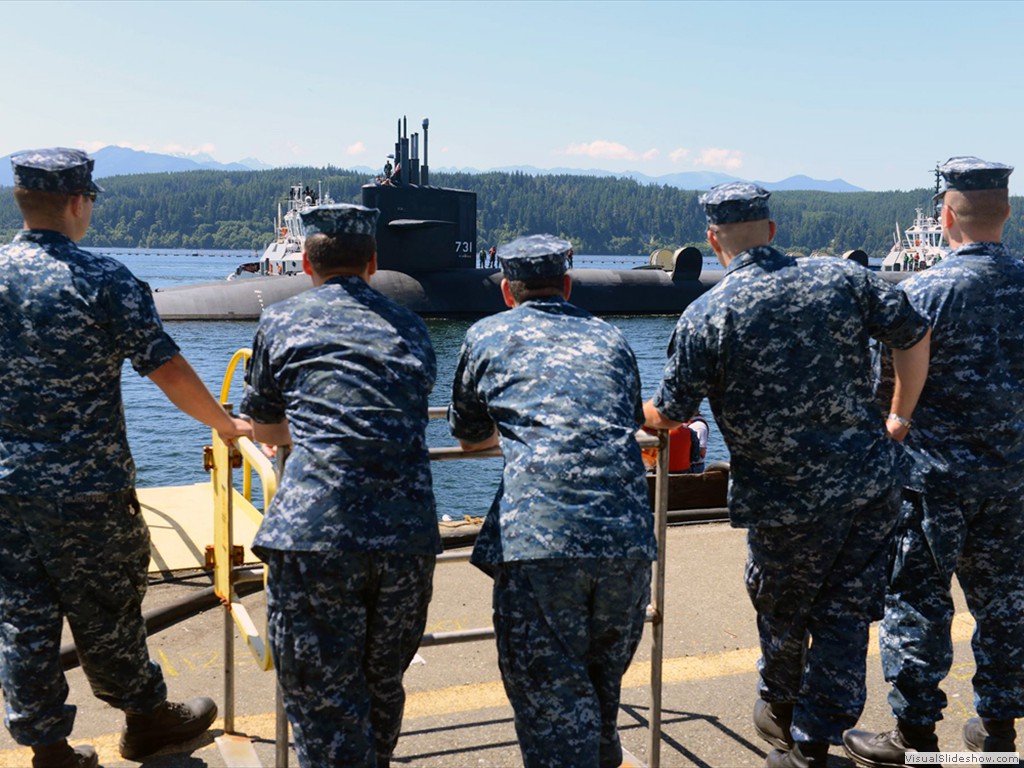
366;252;378;278
706;228;722;256
501;278;516;308
941;200;955;230
302;251;313;276
562;273;572;301
767;220;777;243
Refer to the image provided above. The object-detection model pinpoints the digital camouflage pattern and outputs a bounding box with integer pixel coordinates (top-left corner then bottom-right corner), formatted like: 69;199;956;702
497;234;570;281
448;295;656;566
449;291;654;765
746;488;899;744
699;182;771;224
242;274;441;556
300;203;378;237
0;225;175;746
651;245;929;528
10;148;104;195
651;244;929;746
879;241;1024;725
264;550;434;768
243;274;439;766
0;230;180;496
934;156;1013;197
494;559;650;768
0;492;166;745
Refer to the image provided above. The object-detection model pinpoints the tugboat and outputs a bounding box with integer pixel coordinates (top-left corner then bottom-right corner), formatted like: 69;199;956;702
880;169;949;273
227;184;333;280
153;116;715;320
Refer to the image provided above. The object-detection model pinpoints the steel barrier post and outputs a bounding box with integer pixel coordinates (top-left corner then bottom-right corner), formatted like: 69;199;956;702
273;445;292;767
648;429;669;768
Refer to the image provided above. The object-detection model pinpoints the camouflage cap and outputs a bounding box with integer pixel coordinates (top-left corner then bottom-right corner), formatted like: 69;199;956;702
699;182;771;225
498;234;571;281
11;147;104;195
300;203;379;237
934;156;1014;199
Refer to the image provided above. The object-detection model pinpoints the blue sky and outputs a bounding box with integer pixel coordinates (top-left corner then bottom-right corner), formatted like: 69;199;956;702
3;0;1021;191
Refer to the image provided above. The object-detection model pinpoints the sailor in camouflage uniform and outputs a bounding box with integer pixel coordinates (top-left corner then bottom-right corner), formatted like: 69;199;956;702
844;158;1024;766
644;184;931;768
448;235;657;768
241;203;441;768
0;149;250;768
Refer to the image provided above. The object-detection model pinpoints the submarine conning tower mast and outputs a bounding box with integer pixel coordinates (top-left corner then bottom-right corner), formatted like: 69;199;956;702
362;116;477;273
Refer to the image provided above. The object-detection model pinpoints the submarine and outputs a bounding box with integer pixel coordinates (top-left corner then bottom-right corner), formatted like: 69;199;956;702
151;117;879;321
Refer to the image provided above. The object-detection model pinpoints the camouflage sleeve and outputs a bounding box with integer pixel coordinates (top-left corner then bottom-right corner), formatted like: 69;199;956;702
241;325;286;424
862;270;930;350
651;316;710;424
108;273;180;377
414;318;438;395
448;338;495;443
625;338;645;427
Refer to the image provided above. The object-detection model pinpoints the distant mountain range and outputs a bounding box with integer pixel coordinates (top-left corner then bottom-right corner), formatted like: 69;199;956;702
457;165;864;193
0;146;272;186
0;146;864;193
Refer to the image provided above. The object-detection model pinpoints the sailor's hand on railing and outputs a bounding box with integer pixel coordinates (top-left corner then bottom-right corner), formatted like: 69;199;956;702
217;417;254;446
260;443;279;459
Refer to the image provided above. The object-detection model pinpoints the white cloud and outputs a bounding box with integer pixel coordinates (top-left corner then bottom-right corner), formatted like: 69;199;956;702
163;143;217;157
346;141;366;156
566;140;640;161
669;148;691;163
641;148;659;161
695;148;743;170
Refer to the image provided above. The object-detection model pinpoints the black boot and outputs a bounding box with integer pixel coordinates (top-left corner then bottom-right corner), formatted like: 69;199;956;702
765;741;829;767
120;697;217;759
963;717;1016;753
31;740;98;768
754;699;795;750
842;720;938;768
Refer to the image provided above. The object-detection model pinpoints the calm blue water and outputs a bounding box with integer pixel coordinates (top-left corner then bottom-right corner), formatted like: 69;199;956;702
108;249;727;520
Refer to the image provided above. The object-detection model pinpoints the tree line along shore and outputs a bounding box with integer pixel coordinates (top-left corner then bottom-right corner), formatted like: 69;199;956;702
2;167;1022;257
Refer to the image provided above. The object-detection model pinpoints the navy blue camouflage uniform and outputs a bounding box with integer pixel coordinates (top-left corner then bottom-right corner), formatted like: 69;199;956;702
879;236;1024;726
449;235;657;768
242;204;441;768
0;149;179;746
652;185;929;747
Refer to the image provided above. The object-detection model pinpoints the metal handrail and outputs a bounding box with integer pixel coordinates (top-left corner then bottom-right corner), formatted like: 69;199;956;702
210;350;667;768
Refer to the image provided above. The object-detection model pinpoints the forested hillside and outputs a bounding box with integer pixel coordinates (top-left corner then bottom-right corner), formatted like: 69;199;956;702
2;167;1023;256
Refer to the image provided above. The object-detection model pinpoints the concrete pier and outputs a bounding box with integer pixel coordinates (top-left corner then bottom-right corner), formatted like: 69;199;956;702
0;522;981;767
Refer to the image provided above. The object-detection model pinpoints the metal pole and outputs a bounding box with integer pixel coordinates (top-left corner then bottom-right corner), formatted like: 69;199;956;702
648;429;669;768
276;681;289;767
273;445;292;766
224;594;235;733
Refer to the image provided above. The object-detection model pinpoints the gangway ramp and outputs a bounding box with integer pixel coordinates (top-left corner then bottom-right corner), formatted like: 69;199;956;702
139;483;262;574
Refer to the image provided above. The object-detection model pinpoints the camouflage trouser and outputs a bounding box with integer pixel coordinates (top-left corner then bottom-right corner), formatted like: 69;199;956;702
0;492;167;746
880;484;1024;724
745;488;899;745
493;558;651;768
264;550;435;768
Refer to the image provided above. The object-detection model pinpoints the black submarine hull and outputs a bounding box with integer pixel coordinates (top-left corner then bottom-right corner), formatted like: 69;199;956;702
152;267;723;321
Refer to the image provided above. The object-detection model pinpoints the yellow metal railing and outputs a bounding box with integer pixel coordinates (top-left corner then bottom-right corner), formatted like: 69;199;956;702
212;347;274;673
208;349;669;768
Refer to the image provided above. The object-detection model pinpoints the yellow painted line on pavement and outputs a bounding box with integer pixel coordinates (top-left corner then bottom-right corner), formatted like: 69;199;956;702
406;612;978;720
158;648;179;678
0;613;978;765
